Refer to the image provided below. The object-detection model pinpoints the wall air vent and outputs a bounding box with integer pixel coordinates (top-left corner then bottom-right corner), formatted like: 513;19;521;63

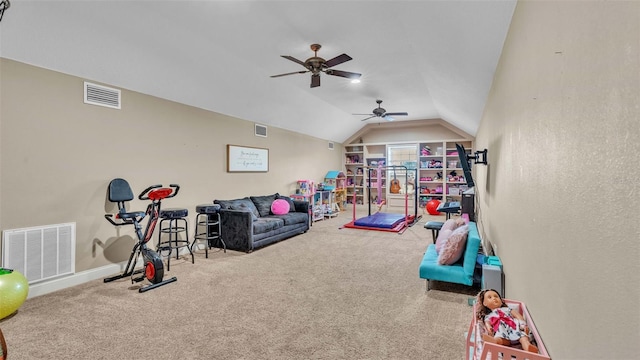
84;81;121;109
255;124;268;137
2;222;76;284
328;142;335;150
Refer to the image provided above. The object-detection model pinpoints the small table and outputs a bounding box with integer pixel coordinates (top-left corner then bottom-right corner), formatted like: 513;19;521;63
436;201;460;220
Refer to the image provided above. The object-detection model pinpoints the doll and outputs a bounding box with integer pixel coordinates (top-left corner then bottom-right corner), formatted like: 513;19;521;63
475;289;539;353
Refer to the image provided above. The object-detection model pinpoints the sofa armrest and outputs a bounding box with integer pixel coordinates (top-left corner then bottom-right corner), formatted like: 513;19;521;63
219;209;254;252
292;200;310;213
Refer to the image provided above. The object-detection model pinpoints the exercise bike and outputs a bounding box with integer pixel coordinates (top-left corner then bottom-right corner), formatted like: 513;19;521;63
103;178;178;293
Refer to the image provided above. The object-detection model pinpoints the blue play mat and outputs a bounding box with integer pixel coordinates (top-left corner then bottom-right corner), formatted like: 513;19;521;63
353;212;406;229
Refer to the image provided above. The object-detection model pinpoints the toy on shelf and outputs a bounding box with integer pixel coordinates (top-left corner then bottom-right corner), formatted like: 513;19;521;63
345;154;361;164
324;171;346;191
427;160;443;168
421;146;431;156
295;180;315;196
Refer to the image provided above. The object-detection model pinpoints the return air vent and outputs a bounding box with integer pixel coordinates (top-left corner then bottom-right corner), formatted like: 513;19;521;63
2;222;76;284
255;124;267;137
84;81;121;109
328;142;335;150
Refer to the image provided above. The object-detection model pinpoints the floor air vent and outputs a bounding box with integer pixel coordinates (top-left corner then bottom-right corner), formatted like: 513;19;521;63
2;223;76;284
84;81;121;109
255;124;267;137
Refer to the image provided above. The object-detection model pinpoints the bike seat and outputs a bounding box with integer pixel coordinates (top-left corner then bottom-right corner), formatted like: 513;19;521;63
117;210;145;221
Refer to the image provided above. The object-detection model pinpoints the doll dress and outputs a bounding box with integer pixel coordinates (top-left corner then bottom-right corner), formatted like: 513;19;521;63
485;307;527;342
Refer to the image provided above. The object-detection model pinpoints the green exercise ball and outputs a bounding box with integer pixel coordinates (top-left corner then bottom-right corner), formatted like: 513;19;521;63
0;268;29;320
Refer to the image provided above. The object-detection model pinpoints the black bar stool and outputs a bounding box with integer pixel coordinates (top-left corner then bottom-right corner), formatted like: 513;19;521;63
157;208;194;271
191;204;225;257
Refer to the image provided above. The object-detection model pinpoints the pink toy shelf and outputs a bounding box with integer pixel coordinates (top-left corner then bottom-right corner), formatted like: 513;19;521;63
466;299;551;360
292;180;315;198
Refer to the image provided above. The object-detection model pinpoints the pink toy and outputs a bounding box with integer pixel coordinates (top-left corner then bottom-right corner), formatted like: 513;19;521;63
271;199;290;215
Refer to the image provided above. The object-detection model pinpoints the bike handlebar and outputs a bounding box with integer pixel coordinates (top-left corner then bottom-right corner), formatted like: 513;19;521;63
138;184;163;200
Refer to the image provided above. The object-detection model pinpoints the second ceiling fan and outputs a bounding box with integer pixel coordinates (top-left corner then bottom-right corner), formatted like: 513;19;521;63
271;44;362;88
355;100;408;121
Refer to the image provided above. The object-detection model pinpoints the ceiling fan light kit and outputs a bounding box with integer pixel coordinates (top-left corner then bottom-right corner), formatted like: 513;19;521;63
355;99;408;122
271;44;362;88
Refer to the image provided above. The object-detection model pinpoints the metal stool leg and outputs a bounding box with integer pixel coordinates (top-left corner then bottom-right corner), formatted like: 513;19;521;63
191;208;226;257
158;214;193;271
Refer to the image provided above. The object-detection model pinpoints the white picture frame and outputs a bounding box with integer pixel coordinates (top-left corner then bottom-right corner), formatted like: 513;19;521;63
227;144;269;172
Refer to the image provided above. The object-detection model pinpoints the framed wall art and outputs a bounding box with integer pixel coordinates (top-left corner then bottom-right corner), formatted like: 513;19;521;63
227;144;269;172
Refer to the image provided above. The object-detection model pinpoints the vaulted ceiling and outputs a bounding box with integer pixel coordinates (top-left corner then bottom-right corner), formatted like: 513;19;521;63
0;1;516;143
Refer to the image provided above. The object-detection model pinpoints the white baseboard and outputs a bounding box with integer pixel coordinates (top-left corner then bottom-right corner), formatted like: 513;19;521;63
27;262;124;299
27;247;194;299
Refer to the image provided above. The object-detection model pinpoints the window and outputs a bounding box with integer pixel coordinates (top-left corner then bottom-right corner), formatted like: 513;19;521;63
387;144;417;194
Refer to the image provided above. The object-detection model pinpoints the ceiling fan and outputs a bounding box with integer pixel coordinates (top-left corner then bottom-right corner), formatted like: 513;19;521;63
354;100;408;121
271;44;362;88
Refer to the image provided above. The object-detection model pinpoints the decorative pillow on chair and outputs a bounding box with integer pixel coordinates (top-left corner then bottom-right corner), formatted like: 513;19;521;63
437;224;469;265
435;218;465;253
440;219;457;232
440;218;465;232
435;229;453;253
271;199;290;215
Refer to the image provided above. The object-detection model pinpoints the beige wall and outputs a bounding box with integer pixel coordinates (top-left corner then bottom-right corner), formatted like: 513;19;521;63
476;1;640;358
0;58;343;272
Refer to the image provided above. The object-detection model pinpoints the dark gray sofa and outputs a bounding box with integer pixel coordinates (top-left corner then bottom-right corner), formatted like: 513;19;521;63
213;193;310;252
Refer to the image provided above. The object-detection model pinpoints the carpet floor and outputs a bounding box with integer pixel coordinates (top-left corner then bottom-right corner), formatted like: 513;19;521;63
1;208;479;360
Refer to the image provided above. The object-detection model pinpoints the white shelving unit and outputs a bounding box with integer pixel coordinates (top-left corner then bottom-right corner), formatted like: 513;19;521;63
344;145;365;205
344;140;473;208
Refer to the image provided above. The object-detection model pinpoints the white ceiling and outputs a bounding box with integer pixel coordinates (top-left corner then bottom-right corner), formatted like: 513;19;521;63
0;0;516;144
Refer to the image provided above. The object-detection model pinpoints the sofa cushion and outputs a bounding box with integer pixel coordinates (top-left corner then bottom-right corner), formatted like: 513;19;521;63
438;224;469;265
253;217;284;234
229;202;259;221
265;212;308;226
215;197;260;220
276;195;296;213
250;194;278;217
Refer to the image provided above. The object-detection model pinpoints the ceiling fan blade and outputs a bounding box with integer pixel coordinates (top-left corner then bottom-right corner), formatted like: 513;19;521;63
281;55;307;67
384;112;408;116
310;74;320;88
360;115;376;122
352;113;374;116
324;53;352;68
326;69;362;79
271;70;308;78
